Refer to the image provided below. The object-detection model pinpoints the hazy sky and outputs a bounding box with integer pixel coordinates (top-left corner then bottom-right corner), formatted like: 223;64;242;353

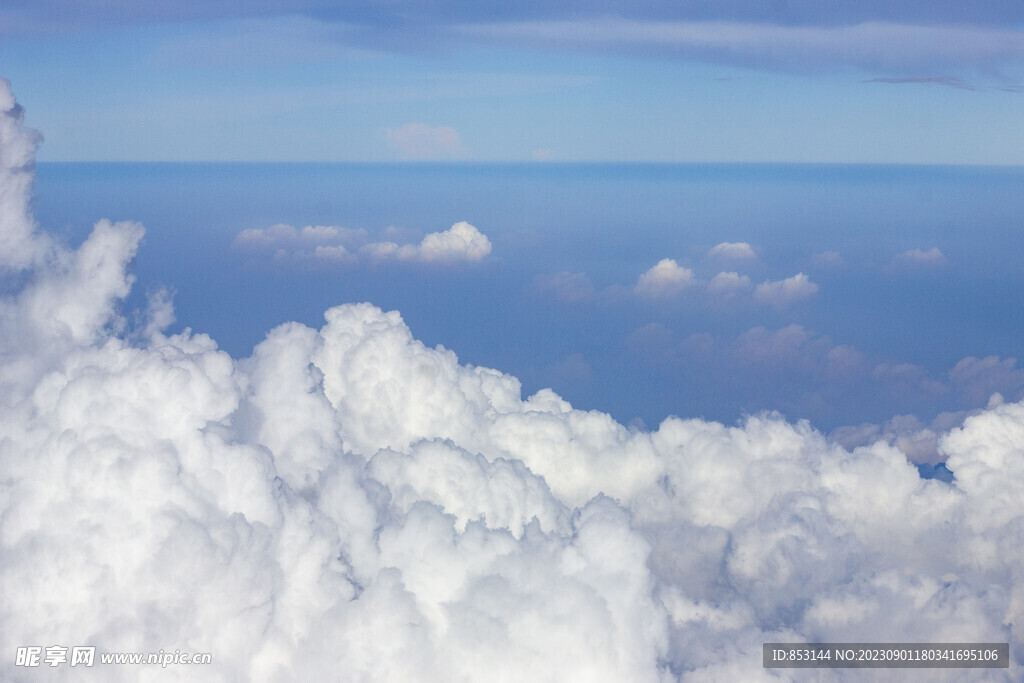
2;0;1024;162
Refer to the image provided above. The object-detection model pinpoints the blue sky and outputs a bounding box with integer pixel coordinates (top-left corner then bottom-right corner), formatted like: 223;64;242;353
2;0;1024;162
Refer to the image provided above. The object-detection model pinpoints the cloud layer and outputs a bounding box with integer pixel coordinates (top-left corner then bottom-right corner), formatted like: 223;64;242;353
3;80;1024;681
234;220;492;265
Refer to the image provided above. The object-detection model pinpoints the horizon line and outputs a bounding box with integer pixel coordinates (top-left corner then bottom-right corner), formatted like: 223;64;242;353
32;159;1024;169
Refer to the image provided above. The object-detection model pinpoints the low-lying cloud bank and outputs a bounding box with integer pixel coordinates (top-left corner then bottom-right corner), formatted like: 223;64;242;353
2;80;1022;680
234;220;492;265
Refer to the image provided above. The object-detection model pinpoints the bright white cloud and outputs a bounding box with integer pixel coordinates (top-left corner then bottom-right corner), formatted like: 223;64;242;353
234;221;491;265
635;258;695;298
5;80;1024;681
409;221;492;263
753;272;819;306
386;123;470;161
0;78;46;270
707;242;756;260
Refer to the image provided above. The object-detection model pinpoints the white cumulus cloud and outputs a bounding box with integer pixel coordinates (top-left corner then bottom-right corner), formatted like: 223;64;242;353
0;78;47;270
753;272;819;306
635;258;695;298
707;242;756;261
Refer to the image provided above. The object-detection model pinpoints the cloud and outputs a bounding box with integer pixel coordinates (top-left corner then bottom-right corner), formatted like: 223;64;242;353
0;78;47;270
5;0;1024;38
386;123;470;161
707;242;756;261
461;19;1024;74
872;362;949;398
732;324;866;383
752;272;818;306
831;410;981;466
634;259;695;298
6;2;1024;81
234;221;492;265
707;271;752;299
735;324;825;365
406;220;492;262
949;355;1024;405
891;246;948;268
8;79;1024;681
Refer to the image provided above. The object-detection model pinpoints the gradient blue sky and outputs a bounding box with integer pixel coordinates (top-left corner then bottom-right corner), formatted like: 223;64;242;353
2;0;1024;162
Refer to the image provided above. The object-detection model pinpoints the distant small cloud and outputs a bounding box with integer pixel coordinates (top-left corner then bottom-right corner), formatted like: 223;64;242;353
234;223;355;251
949;355;1024;404
635;258;696;298
832;414;942;464
402;221;492;263
531;148;556;161
707;271;752;299
872;362;948;398
708;242;756;260
733;324;866;380
234;221;491;265
891;247;948;269
312;244;357;264
530;271;595;303
386;123;470;161
753;273;818;307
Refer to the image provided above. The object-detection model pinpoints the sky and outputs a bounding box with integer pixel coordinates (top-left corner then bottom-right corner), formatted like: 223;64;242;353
3;79;1024;679
1;0;1024;162
3;2;1024;680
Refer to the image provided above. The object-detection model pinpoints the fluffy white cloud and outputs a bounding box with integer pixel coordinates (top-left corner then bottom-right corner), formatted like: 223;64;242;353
234;220;491;265
753;272;819;306
635;258;695;298
4;81;1024;681
0;78;47;270
707;242;756;261
407;220;492;263
386;123;470;161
